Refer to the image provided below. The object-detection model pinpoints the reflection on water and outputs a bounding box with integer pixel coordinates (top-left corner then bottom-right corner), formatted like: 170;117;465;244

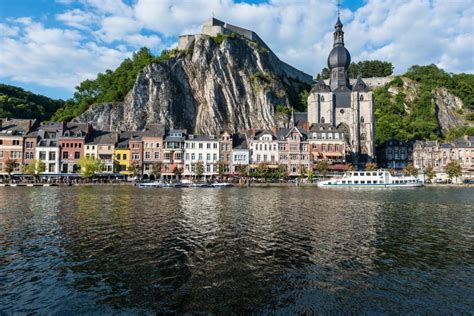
0;187;473;314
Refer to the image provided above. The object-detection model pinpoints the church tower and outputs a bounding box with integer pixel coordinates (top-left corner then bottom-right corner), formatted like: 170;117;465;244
307;15;375;164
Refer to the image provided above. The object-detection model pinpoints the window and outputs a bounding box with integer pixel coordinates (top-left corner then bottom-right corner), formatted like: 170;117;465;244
154;152;159;159
191;153;195;160
132;154;140;160
145;152;150;159
213;154;217;161
175;152;182;160
63;152;68;159
360;116;365;123
74;152;80;159
49;152;56;161
207;153;211;161
123;154;127;160
156;143;160;148
13;140;20;146
207;143;211;149
199;143;203;149
321;95;324;102
198;153;202;160
0;140;2;145
360;94;364;101
116;154;121;160
321;117;325;123
335;145;339;151
39;151;46;160
213;143;218;149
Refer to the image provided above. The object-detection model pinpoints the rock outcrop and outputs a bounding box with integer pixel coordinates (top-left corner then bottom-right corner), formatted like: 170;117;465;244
75;34;311;134
386;77;470;135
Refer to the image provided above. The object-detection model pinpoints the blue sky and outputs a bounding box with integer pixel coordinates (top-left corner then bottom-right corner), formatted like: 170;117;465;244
0;0;472;100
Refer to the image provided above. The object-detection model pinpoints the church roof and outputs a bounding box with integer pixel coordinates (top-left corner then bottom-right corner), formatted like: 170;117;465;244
352;76;369;92
310;78;331;93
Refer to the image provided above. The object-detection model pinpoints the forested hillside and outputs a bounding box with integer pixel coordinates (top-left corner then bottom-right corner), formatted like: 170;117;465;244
374;64;474;145
0;84;64;121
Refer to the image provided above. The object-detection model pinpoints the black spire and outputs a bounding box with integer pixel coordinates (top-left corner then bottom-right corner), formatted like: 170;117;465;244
333;17;344;47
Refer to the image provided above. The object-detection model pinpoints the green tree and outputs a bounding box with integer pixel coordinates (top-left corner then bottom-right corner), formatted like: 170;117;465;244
404;163;419;177
216;160;226;179
128;162;142;180
365;162;378;171
78;157;102;179
314;161;329;177
444;160;462;182
5;159;17;178
424;164;436;183
195;161;204;180
151;161;162;180
344;163;355;171
172;166;182;180
307;170;314;183
256;162;269;179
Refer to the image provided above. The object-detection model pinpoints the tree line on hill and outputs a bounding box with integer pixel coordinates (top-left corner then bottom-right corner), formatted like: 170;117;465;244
0;84;64;121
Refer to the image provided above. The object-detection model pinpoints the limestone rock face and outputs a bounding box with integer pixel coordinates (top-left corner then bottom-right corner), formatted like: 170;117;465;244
386;77;469;134
74;35;311;133
433;87;465;132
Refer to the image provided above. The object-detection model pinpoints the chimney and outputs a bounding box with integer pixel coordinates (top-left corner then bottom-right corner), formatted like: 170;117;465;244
303;121;309;132
252;128;256;137
271;126;277;135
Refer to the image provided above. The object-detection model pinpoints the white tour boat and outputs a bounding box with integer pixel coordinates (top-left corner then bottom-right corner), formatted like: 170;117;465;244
317;170;423;188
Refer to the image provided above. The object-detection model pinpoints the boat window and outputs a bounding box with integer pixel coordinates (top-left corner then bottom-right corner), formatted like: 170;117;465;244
342;181;346;184
372;172;377;176
367;180;371;184
354;180;359;184
361;181;365;184
373;180;377;184
348;181;352;184
354;172;358;176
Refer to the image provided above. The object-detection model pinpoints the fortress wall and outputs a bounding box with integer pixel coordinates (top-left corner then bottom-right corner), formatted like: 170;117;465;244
178;35;195;50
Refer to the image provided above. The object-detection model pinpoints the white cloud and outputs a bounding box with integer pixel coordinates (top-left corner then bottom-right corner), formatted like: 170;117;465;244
0;20;131;90
0;23;19;37
55;9;98;30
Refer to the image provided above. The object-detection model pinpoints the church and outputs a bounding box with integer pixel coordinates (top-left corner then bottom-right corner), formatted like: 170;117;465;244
305;17;375;164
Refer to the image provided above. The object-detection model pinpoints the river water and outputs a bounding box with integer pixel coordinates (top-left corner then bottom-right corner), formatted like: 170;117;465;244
0;186;473;314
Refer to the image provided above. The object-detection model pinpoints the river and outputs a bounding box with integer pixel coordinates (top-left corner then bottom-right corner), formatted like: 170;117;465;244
0;186;473;314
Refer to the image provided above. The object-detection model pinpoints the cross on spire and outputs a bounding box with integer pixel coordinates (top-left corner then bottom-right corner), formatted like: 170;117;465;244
337;0;342;18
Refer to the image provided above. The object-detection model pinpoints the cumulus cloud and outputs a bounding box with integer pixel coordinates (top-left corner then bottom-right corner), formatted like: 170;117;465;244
0;20;130;90
0;0;472;95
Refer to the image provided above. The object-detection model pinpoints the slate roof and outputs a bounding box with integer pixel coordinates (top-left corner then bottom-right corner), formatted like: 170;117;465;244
0;118;37;136
232;133;248;150
87;131;118;145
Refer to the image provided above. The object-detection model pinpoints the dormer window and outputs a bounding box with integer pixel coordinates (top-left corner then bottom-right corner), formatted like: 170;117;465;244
320;95;324;102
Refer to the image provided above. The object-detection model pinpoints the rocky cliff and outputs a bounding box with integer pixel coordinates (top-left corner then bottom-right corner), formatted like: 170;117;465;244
386;77;471;135
74;34;311;133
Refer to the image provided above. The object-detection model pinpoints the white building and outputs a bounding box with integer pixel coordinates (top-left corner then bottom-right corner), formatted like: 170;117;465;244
231;134;249;173
36;140;60;174
183;134;220;178
247;129;278;166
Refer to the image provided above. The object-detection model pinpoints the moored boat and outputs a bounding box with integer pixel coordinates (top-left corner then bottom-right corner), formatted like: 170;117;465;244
317;170;423;188
211;182;233;187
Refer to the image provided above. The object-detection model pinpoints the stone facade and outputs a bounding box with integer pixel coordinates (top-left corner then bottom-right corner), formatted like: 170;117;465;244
413;136;474;179
307;18;374;165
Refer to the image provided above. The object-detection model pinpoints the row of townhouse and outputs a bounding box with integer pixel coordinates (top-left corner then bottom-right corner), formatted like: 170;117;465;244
0;117;347;178
413;136;474;177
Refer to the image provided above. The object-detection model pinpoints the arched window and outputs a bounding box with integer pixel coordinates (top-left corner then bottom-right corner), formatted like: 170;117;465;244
321;117;325;124
360;94;364;101
320;95;324;102
360;116;365;123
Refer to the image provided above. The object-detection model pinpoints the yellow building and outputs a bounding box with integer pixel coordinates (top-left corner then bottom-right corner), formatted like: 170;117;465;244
114;145;130;175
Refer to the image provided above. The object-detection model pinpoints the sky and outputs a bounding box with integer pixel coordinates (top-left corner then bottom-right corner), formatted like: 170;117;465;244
0;0;473;100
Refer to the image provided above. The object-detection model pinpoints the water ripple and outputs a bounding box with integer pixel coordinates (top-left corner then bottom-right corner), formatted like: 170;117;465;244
0;186;473;314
